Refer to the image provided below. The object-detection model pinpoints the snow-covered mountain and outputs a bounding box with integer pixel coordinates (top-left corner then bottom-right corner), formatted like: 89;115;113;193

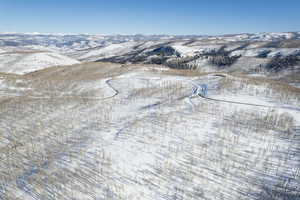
0;32;300;75
0;33;180;53
1;32;298;53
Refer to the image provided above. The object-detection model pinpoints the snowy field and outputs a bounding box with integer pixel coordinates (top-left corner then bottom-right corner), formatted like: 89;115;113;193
0;52;80;74
0;62;299;200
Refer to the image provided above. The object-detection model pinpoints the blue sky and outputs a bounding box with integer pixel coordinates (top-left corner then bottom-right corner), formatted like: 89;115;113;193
0;0;299;35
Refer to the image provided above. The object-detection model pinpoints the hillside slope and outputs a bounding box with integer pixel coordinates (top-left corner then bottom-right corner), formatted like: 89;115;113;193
0;63;299;200
0;51;80;74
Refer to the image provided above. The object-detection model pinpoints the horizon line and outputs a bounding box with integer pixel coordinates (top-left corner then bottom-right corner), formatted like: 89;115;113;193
0;31;299;37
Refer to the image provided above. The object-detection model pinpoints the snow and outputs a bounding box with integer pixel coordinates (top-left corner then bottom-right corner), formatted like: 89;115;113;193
210;93;273;107
230;48;270;57
172;43;223;57
0;52;80;74
171;44;200;56
0;67;300;199
267;48;300;58
229;48;300;59
249;32;295;41
1;32;300;199
78;42;139;61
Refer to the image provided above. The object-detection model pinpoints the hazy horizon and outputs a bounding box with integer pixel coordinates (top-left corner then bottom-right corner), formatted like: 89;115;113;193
1;31;299;37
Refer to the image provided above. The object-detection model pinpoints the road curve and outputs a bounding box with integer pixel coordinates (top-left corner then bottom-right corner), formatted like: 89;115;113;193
190;74;276;108
0;78;120;100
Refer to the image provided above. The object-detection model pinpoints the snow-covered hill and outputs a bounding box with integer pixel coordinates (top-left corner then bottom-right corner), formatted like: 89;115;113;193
0;51;80;74
0;33;178;53
0;32;300;75
0;32;299;54
0;62;299;200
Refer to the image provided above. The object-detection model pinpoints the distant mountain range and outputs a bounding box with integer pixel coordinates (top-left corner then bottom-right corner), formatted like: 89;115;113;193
1;32;299;52
0;32;300;75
